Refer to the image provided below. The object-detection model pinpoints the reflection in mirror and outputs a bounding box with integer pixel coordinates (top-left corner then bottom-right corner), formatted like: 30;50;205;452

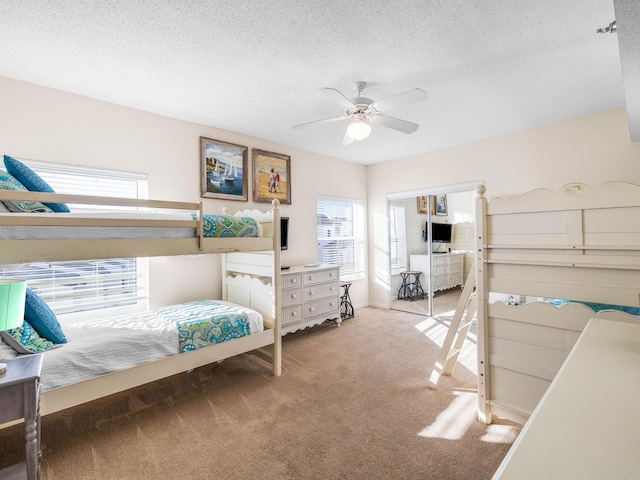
389;190;476;318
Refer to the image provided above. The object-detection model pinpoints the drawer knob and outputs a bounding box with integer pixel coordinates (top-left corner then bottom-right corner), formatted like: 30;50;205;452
309;276;314;281
291;311;297;317
292;278;297;284
330;302;335;307
309;290;314;296
291;294;297;299
330;286;335;291
329;272;334;277
309;307;315;312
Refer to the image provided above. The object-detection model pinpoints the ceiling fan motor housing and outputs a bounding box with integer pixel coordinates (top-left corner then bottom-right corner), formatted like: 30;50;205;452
347;97;374;116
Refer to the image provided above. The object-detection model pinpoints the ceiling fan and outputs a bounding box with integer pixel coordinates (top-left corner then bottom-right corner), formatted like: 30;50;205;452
292;81;428;145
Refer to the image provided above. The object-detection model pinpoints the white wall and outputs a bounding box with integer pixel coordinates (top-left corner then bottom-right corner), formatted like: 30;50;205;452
4;75;640;312
0;75;369;308
367;108;640;308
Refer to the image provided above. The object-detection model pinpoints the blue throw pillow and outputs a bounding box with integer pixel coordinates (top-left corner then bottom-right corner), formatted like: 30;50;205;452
0;321;58;354
24;288;66;344
4;155;70;212
0;168;54;213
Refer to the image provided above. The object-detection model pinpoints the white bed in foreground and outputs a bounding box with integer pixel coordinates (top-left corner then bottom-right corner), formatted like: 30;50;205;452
475;182;640;425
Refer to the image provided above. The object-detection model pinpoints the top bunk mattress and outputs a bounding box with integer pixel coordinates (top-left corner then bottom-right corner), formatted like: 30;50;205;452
0;211;262;240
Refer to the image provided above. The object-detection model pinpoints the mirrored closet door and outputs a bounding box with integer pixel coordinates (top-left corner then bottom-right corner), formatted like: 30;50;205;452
388;188;477;319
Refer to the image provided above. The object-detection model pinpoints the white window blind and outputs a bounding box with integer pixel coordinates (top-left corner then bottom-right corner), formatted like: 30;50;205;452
24;159;148;211
389;203;407;274
317;197;365;281
0;159;149;315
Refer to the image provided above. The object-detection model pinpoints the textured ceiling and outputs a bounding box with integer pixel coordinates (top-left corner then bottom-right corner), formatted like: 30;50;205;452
0;1;628;165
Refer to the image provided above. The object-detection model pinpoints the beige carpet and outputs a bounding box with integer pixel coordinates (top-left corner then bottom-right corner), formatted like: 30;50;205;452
391;287;463;317
0;307;520;479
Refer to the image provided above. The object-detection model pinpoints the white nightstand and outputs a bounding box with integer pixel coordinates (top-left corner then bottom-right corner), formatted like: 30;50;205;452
0;354;44;480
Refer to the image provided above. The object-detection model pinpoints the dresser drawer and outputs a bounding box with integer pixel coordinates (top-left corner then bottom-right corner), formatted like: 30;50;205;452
281;287;302;307
281;304;302;325
432;255;449;266
302;282;339;301
432;275;447;287
302;296;340;319
282;273;302;288
302;268;339;285
448;263;463;274
449;255;463;266
433;265;448;276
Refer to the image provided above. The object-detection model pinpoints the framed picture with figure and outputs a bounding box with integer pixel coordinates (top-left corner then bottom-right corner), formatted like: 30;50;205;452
253;149;291;205
417;196;428;213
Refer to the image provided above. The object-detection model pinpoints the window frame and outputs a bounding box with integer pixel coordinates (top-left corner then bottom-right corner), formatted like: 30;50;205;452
316;196;365;282
1;158;149;318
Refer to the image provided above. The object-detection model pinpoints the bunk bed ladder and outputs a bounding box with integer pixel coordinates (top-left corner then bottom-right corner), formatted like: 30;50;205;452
427;265;477;389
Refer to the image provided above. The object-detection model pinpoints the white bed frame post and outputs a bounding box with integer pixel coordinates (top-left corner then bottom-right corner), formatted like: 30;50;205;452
475;185;492;424
271;199;282;376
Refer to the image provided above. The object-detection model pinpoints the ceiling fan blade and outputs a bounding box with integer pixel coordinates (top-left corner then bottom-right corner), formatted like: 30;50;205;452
292;115;349;130
370;114;419;134
341;129;355;146
371;88;427;112
320;87;356;109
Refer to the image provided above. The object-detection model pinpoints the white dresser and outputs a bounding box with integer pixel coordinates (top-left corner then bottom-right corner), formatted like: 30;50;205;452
409;252;463;293
281;265;341;335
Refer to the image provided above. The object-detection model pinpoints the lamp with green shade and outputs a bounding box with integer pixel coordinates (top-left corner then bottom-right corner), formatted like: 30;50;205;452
0;279;26;374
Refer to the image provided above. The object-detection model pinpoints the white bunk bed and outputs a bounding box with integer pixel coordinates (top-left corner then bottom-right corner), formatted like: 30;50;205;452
475;182;640;425
0;190;282;415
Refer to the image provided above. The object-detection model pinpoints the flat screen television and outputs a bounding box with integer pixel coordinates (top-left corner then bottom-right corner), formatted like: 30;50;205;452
280;217;289;251
424;222;452;243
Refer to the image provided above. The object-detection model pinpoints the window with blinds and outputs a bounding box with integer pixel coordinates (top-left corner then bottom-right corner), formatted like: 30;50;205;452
317;197;365;281
389;203;407;274
0;159;149;316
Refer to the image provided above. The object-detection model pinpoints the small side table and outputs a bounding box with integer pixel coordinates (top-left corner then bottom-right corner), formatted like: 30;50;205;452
340;282;354;320
397;271;425;301
0;354;44;480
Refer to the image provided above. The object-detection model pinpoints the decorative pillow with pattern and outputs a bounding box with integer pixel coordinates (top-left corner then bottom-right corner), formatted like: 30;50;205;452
4;155;70;212
0;168;54;213
24;288;66;344
194;214;260;238
0;321;58;354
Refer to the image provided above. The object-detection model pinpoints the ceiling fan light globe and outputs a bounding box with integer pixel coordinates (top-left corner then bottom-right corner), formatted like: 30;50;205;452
347;121;371;141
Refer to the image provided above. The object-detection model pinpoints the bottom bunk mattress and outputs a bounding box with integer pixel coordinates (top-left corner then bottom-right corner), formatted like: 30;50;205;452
36;300;264;391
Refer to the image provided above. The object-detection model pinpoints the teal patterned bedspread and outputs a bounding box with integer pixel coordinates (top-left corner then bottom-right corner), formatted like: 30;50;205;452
152;300;251;352
549;299;640;316
194;214;260;238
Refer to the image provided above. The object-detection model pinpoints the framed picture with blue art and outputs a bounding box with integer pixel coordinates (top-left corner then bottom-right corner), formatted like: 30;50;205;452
200;137;248;201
